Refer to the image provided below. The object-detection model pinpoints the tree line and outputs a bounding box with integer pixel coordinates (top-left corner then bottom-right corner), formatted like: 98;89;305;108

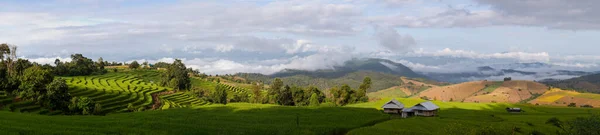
208;76;371;106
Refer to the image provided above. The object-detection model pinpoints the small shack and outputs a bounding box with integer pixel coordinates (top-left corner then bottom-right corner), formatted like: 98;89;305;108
402;101;440;118
506;107;522;113
381;99;404;114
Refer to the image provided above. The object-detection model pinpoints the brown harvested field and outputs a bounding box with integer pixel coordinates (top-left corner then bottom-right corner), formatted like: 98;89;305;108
529;88;600;107
401;77;439;88
416;81;492;101
464;81;548;103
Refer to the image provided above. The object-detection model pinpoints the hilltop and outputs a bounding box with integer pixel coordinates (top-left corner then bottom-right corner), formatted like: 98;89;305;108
413;80;547;103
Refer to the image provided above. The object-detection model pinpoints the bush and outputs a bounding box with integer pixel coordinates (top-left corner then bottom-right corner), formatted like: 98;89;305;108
567;103;577;107
68;97;101;115
580;104;593;108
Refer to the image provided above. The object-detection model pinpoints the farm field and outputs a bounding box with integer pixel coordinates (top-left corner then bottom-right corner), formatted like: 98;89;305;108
60;71;173;114
347;98;600;135
0;103;388;135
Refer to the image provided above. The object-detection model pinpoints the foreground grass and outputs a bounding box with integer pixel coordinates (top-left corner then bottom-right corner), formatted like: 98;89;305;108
347;98;600;135
0;103;388;135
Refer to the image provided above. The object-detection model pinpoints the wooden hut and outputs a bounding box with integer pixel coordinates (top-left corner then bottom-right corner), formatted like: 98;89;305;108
381;99;404;114
505;107;522;113
402;101;440;118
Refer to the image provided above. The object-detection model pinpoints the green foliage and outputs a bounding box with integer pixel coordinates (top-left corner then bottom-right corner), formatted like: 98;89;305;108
160;59;191;90
54;54;106;76
212;85;228;104
357;77;371;102
268;78;283;103
43;78;71;111
68;97;101;115
18;66;54;100
129;61;140;69
546;115;600;135
291;86;307;106
309;93;320;106
277;85;294;106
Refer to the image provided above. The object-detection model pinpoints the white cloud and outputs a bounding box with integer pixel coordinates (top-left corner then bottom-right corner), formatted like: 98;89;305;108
408;48;550;62
214;45;234;53
374;26;416;52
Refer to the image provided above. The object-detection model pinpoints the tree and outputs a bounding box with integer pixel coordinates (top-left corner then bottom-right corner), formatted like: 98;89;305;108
160;59;191;90
129;61;140;69
291;86;306;106
357;77;371;102
309;93;320;106
212;85;228;104
307;86;325;103
68;97;101;115
142;61;149;68
251;83;263;103
268;78;283;104
277;85;294;106
44;79;71;111
97;57;105;70
338;84;353;105
18;66;54;101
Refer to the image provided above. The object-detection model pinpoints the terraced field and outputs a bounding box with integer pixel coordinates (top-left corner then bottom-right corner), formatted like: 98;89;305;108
160;93;209;109
62;72;172;114
0;91;64;115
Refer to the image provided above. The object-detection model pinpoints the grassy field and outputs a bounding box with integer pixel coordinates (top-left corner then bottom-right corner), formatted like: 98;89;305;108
0;103;388;135
347;97;600;135
482;81;503;93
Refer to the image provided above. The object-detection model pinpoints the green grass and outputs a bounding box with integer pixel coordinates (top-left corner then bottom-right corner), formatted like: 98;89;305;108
482;81;503;93
0;103;388;135
367;87;408;99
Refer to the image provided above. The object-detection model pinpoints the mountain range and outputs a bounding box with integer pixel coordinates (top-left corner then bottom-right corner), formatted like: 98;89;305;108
238;58;596;92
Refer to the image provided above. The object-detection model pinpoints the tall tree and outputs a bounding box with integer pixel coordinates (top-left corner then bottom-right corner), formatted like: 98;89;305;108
44;78;71;111
291;86;306;106
268;78;283;103
357;77;371;102
307;86;325;103
277;85;294;106
97;57;105;70
129;61;140;69
251;83;263;103
309;93;320;106
160;59;191;90
142;61;149;68
18;65;54;101
212;85;228;104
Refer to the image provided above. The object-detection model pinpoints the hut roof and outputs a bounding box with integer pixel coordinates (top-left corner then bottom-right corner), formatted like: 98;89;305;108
402;101;440;112
381;99;404;109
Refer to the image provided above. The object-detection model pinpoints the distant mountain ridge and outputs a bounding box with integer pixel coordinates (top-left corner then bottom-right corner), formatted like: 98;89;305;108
237;58;430;92
271;58;426;79
423;63;593;83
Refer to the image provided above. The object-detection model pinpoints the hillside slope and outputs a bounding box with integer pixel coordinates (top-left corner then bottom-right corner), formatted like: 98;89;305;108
241;71;405;92
544;73;600;93
530;88;600;107
415;80;548;103
367;77;441;100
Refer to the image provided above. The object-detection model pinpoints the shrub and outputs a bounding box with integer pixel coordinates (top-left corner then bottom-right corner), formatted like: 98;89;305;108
567;103;577;107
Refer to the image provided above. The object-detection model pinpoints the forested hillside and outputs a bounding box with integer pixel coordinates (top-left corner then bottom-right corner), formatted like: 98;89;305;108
544;73;600;93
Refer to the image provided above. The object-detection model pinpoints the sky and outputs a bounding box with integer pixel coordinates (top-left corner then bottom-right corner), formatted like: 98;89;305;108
1;0;600;75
